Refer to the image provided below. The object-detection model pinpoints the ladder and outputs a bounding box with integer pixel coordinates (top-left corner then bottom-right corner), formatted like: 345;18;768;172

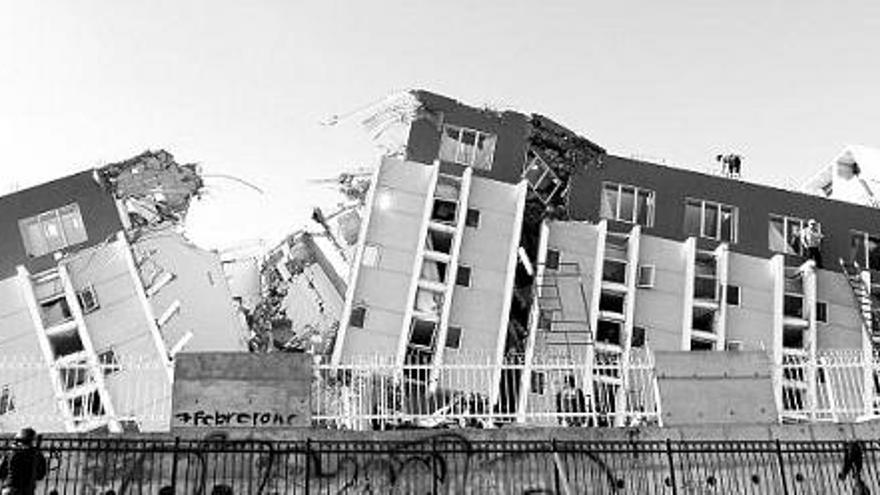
839;259;880;343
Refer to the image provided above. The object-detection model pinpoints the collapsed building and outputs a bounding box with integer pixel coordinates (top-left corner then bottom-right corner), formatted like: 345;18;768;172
319;90;880;428
0;150;247;433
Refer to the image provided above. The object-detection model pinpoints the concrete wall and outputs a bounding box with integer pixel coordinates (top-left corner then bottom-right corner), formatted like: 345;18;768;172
634;235;688;351
725;252;777;351
134;232;248;353
446;177;523;361
339;159;434;358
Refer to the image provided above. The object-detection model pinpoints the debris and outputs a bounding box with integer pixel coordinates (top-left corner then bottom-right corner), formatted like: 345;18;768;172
98;150;203;229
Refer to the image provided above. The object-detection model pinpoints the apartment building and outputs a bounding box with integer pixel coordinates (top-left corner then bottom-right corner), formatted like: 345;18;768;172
352;90;880;423
332;157;526;396
0;155;247;433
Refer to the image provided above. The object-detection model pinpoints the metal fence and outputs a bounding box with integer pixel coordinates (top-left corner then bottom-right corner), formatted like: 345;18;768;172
311;351;661;431
0;435;876;494
4;349;880;433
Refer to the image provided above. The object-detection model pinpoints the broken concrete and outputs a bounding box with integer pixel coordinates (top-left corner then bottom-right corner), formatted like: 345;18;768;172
98;150;203;229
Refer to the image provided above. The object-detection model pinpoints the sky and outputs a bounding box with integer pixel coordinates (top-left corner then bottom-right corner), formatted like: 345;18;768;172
2;1;879;250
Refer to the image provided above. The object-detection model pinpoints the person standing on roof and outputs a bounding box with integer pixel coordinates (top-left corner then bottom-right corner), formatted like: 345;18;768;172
0;428;47;495
800;219;824;268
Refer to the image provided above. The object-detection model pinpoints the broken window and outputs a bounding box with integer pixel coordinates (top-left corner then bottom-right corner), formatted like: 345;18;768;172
40;296;73;328
769;215;811;255
523;149;563;204
431;199;458;225
76;285;100;314
599;292;625;314
445;326;462;349
0;385;13;416
600;183;655;227
438;124;496;170
692;306;715;332
99;349;121;376
18;203;88;258
47;327;85;359
425;229;454;254
596;319;622;346
409;319;437;350
684;199;737;243
456;265;471;287
349;306;367;328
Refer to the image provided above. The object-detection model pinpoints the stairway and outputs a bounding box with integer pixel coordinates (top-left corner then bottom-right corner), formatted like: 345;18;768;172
535;261;593;359
839;259;880;343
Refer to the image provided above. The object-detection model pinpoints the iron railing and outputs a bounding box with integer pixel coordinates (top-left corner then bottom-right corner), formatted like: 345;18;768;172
3;349;880;433
0;436;876;494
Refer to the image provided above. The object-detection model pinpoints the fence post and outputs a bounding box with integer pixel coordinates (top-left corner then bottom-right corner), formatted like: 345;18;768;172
432;436;439;495
775;439;790;495
665;439;677;495
305;439;312;495
170;436;180;492
553;439;560;495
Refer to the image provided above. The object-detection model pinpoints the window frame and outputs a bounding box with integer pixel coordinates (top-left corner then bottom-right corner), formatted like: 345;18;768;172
816;301;828;324
349;306;367;329
439;124;496;170
455;265;472;288
445;326;462;350
684;198;738;243
768;214;812;255
18;203;88;258
636;265;656;288
76;285;100;314
726;284;741;306
601;182;656;227
465;208;481;228
0;385;13;416
850;230;880;271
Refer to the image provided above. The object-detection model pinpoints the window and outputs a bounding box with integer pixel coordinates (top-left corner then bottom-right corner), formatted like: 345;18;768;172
816;301;828;323
98;349;121;376
456;266;471;287
530;371;546;394
726;285;741;306
684;199;737;243
438;124;497;170
18;203;88;258
77;285;100;314
523;150;563;204
601;183;656;227
349;306;367;328
409;319;437;349
726;340;743;351
637;265;655;288
690;339;714;351
0;385;13;415
596;319;622;346
599;292;625;314
631;327;646;348
431;199;458;225
465;209;480;228
769;215;812;255
545;249;561;270
445;326;462;349
362;244;380;267
851;231;880;271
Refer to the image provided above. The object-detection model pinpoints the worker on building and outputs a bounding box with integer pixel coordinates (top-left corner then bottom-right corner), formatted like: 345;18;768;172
0;428;47;495
800;219;824;268
716;154;742;178
556;375;587;427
